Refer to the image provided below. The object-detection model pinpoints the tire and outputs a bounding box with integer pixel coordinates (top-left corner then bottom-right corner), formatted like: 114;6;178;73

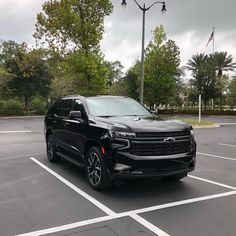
46;134;60;163
86;147;113;190
163;173;187;181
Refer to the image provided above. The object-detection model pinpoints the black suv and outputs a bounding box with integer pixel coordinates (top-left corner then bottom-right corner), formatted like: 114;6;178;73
44;95;196;190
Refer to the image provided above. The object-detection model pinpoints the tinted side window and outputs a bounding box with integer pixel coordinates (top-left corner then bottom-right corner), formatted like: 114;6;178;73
54;100;63;116
61;99;73;117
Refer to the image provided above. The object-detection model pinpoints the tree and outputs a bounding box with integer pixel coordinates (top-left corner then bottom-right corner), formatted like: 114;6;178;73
105;60;124;87
34;0;113;53
0;41;52;114
185;53;218;110
227;77;236;110
144;25;181;108
0;67;12;99
211;52;236;110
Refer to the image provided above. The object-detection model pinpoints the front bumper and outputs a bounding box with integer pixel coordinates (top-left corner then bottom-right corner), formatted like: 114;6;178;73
105;139;196;180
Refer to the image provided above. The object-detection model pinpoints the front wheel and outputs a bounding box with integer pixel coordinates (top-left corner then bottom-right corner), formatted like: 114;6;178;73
86;147;113;190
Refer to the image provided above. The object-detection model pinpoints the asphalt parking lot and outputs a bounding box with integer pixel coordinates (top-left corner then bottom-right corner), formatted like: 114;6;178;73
0;116;235;236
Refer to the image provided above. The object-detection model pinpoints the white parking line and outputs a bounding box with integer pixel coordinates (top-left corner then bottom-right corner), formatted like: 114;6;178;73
27;158;236;236
124;190;236;216
31;158;116;216
189;175;236;190
197;152;236;161
30;158;169;236
17;190;236;236
130;214;170;236
0;130;32;134
219;143;236;148
0;153;45;161
16;215;117;236
218;123;236;125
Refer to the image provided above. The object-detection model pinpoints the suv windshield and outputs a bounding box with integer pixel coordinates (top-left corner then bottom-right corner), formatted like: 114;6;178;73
86;97;152;117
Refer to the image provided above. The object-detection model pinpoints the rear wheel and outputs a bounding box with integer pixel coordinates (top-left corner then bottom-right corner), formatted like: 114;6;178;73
86;147;113;190
163;173;187;181
46;134;60;163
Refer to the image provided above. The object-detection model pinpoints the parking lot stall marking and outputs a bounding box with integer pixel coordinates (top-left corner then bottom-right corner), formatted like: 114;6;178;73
197;152;236;161
218;123;236;125
130;214;170;236
0;130;32;134
16;215;118;236
17;190;236;236
189;175;236;190
0;153;45;161
121;190;236;216
30;157;170;236
31;157;116;216
219;143;236;148
25;157;236;236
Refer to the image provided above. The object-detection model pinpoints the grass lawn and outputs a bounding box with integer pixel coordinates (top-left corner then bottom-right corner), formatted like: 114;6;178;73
175;118;217;126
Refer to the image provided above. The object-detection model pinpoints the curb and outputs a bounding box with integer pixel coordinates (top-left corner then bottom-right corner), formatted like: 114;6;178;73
0;115;44;119
193;124;221;129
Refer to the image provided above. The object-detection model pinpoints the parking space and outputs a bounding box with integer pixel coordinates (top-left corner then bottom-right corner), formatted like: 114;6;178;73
0;117;236;236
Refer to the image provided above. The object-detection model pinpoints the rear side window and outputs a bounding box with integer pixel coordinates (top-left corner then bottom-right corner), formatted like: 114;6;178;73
53;100;63;116
61;99;73;117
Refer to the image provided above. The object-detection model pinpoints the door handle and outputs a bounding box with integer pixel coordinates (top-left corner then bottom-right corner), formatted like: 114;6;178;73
52;120;58;124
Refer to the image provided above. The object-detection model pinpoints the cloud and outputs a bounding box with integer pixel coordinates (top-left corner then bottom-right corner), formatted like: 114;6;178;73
0;0;235;74
101;0;236;72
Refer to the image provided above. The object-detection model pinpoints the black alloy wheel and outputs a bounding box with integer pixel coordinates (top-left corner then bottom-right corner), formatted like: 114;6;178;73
86;147;112;190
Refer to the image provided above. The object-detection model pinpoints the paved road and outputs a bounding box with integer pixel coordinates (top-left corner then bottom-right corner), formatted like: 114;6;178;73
0;117;235;236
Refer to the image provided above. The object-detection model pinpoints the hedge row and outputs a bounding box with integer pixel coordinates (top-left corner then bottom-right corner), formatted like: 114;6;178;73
158;109;236;116
0;100;24;116
0;97;47;116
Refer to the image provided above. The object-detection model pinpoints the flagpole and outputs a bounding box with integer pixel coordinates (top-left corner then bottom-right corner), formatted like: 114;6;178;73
213;26;215;53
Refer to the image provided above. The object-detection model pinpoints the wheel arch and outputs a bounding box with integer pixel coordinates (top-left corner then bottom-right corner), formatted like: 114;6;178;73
84;140;102;158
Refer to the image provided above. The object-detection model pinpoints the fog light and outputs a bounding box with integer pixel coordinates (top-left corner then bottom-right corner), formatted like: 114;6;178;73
114;163;131;171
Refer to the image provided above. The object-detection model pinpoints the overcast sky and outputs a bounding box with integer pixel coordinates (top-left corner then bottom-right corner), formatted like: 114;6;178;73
0;0;236;73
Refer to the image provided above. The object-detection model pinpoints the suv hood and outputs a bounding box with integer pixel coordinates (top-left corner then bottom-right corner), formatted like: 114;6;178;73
95;116;191;133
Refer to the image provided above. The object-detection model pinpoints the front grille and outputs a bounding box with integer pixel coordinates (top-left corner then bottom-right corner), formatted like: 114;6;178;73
136;130;190;138
130;140;191;156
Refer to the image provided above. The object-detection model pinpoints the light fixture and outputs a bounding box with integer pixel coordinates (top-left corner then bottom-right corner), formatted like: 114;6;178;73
161;2;166;14
121;0;127;8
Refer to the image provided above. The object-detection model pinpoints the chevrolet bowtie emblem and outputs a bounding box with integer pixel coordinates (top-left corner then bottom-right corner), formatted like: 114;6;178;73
164;137;175;142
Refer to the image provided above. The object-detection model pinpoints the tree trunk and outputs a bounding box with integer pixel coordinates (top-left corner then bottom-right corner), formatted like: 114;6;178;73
220;93;223;111
24;95;29;115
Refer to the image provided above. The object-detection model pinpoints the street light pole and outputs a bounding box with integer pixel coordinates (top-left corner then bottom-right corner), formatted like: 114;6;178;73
140;4;145;104
121;0;166;104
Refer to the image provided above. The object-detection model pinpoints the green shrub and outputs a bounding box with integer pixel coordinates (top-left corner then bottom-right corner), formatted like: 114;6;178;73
0;99;24;116
31;97;47;115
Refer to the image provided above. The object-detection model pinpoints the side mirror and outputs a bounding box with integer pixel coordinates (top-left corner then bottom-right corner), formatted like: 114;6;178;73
69;111;82;120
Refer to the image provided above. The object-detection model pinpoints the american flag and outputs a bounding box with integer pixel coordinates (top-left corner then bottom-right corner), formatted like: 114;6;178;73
206;31;214;47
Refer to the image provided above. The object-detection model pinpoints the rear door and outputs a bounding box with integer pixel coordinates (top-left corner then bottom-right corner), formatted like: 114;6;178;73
64;99;88;164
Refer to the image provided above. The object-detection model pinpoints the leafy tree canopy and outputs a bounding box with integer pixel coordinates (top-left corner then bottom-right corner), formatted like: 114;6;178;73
34;0;113;53
144;25;181;107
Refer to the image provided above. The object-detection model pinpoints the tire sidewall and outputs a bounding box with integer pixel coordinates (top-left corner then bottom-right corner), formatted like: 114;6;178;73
86;147;111;190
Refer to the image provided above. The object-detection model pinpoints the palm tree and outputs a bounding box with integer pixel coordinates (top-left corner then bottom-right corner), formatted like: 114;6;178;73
185;53;212;110
212;52;236;110
185;53;208;73
213;52;236;76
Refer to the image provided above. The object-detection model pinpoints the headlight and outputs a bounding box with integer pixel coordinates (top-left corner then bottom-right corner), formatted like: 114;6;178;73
109;131;136;138
190;129;194;138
